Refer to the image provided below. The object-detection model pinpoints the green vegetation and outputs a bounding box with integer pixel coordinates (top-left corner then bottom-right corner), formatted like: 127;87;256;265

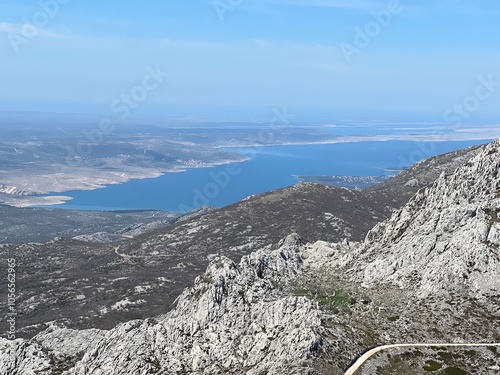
422;360;442;372
376;360;414;375
443;367;467;375
317;291;355;307
437;351;453;362
293;288;308;297
463;350;476;357
291;287;355;309
484;208;500;223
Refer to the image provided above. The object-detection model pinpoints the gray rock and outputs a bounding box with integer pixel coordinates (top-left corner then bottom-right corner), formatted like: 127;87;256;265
1;140;498;374
350;139;500;298
64;234;322;374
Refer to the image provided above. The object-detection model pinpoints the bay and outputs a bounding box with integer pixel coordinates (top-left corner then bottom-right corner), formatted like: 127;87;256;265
51;140;490;212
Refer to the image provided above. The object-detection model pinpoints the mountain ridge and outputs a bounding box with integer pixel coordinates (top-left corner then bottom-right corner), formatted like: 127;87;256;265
0;144;485;339
1;141;499;374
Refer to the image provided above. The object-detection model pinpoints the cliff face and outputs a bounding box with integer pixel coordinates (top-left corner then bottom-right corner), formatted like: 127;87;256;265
1;235;325;375
65;235;325;375
355;139;500;297
0;140;499;374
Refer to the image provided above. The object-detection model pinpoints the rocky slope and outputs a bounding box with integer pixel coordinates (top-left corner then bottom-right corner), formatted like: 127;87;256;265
355;142;500;298
0;207;180;244
365;144;485;204
0;146;484;339
1;141;498;373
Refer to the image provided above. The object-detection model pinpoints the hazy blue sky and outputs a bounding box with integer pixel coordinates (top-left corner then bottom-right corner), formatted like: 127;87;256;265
1;0;499;122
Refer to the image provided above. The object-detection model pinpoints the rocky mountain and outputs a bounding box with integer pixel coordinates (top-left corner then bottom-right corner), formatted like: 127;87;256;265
0;145;484;339
1;141;498;374
365;144;487;206
354;144;500;298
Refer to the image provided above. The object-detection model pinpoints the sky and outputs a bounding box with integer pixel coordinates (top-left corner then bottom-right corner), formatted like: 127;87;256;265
0;0;499;122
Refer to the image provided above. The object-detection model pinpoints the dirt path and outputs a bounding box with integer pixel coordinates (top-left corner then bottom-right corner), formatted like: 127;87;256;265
344;343;500;374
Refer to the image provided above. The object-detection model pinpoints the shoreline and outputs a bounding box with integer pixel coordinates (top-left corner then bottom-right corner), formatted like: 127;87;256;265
0;156;250;209
1;136;495;209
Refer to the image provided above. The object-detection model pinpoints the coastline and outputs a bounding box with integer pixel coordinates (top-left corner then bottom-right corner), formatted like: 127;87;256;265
0;156;250;208
2;195;74;208
1;134;496;209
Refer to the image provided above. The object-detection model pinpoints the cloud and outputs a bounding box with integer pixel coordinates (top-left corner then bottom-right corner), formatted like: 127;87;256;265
0;21;66;38
0;22;20;33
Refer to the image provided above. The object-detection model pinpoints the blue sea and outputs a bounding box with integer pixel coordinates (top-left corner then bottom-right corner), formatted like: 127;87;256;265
50;140;490;213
